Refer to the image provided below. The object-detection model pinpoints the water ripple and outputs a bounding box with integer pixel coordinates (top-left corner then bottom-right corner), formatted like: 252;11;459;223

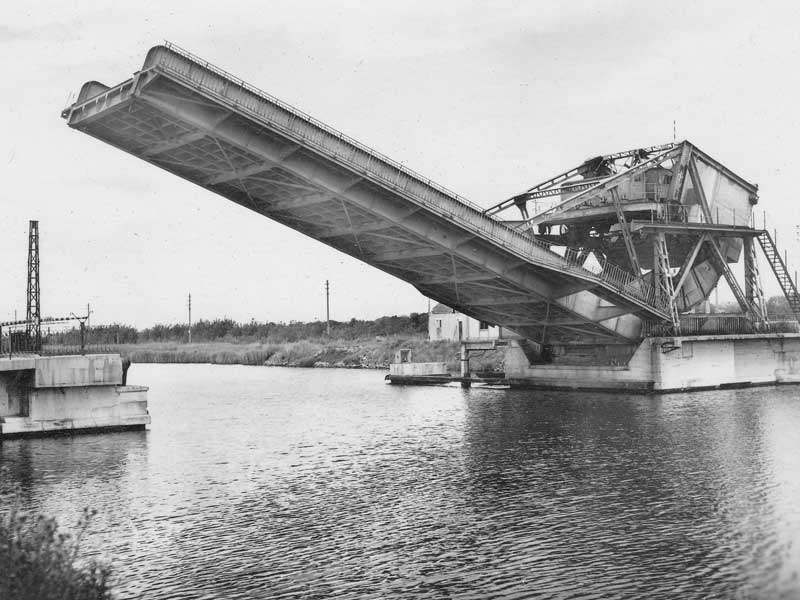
1;364;799;599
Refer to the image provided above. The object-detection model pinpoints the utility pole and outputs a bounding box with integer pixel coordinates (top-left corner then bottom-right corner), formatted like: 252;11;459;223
325;280;331;336
87;302;92;328
26;220;41;352
188;293;192;344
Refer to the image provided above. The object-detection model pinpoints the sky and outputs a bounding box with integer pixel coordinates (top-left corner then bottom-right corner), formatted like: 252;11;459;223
1;0;800;327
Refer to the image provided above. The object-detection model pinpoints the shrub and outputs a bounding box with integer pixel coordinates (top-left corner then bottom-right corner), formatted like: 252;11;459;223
0;474;112;600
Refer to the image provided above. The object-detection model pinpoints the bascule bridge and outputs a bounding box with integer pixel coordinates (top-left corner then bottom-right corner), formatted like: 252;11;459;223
61;44;800;391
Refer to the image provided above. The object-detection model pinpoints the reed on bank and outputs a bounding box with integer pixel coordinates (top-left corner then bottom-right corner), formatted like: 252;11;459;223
108;336;504;372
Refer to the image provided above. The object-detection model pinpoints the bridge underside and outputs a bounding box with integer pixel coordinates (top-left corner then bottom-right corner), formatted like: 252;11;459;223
63;45;672;346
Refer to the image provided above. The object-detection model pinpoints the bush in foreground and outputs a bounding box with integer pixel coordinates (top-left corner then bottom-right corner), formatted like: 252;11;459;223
0;477;111;600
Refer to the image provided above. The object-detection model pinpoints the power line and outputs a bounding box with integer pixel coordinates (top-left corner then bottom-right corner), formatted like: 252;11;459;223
188;293;192;344
325;280;331;336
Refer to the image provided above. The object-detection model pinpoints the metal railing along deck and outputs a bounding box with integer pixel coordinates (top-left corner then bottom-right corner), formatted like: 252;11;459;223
642;315;800;337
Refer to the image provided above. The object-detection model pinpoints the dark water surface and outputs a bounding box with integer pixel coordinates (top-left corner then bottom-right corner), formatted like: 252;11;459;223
2;364;799;599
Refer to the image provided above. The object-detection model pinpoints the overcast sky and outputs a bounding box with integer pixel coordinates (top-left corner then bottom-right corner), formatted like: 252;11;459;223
2;1;799;327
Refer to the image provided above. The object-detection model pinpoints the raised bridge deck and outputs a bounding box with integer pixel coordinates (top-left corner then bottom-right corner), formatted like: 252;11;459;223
62;44;670;344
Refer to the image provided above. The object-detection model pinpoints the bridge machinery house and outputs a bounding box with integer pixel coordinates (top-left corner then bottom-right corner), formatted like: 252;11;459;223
61;44;800;392
428;303;500;341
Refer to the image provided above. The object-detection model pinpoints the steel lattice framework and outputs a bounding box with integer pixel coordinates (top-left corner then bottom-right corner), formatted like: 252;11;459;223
25;220;41;351
61;44;797;353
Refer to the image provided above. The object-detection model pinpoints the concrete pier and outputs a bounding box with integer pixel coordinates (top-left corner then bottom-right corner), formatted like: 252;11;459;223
501;334;800;392
0;354;150;438
387;334;800;393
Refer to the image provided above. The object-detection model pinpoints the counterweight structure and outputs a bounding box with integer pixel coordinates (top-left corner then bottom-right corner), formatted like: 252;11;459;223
486;143;799;343
60;44;800;376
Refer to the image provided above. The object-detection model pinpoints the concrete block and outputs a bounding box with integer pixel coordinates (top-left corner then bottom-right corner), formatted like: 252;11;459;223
35;354;123;388
389;362;449;376
0;356;149;438
3;384;150;437
502;334;800;392
0;357;36;372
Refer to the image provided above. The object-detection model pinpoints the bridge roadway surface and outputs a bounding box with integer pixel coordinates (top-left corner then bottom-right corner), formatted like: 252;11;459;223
63;44;670;345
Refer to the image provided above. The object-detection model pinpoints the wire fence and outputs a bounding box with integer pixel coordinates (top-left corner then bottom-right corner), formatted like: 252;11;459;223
0;320;102;358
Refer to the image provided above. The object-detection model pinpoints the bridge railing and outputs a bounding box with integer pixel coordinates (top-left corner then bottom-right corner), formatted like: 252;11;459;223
158;42;489;217
642;315;800;337
150;43;668;318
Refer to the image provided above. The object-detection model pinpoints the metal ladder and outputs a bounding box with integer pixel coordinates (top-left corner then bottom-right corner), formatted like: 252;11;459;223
653;232;680;334
610;186;641;274
756;230;800;319
744;238;768;324
707;238;759;323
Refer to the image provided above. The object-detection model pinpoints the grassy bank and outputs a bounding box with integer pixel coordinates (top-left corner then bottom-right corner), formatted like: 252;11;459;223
109;336;504;372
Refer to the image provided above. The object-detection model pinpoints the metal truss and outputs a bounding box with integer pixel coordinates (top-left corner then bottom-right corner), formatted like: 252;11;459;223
62;46;787;347
652;232;680;335
743;237;768;326
26;220;41;350
610;186;641;274
484;143;674;218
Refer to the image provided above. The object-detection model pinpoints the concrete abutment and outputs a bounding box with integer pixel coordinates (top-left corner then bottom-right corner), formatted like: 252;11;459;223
502;334;800;392
0;354;150;438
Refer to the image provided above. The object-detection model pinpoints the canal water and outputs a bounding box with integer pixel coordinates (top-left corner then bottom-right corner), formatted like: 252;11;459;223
1;364;799;599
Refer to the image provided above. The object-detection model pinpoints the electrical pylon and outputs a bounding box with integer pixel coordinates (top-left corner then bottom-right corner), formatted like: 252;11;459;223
26;220;41;351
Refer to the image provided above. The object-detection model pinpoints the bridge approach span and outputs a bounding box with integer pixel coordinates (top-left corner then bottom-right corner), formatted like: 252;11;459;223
62;44;669;344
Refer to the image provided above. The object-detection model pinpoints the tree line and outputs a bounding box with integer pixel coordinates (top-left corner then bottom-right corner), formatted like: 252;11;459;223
47;313;429;345
713;295;793;318
40;295;798;347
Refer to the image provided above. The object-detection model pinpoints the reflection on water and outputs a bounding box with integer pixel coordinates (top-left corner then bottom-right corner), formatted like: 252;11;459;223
1;364;799;599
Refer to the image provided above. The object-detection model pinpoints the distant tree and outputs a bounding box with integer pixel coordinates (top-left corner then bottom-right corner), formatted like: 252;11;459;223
62;311;429;346
409;312;428;333
766;295;792;318
712;300;742;314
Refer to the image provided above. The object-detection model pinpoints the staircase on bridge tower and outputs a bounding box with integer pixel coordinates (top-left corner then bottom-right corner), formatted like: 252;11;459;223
756;230;800;319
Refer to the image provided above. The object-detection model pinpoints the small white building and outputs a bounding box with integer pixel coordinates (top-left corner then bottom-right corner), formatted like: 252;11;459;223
428;303;500;341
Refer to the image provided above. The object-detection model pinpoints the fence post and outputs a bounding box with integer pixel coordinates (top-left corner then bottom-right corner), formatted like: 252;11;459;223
80;321;86;355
